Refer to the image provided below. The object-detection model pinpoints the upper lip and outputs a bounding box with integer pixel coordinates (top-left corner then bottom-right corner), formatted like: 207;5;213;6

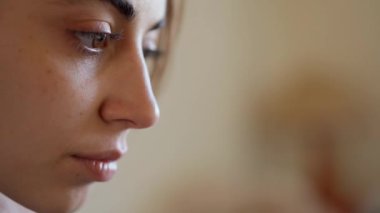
72;149;125;162
72;133;128;162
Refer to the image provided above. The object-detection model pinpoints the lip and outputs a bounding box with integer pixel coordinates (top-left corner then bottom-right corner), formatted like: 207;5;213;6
72;150;125;182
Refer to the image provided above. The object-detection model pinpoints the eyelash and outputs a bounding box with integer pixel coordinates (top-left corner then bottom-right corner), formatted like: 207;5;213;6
74;31;122;55
143;49;162;59
73;31;162;59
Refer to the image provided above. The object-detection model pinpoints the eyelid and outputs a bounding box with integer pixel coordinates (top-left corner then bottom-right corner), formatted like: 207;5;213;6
69;20;124;55
70;20;113;34
74;31;123;55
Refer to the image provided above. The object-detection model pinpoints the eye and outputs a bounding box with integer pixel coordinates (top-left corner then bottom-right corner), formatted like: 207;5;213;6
143;48;162;59
74;31;121;54
144;48;163;77
142;37;162;60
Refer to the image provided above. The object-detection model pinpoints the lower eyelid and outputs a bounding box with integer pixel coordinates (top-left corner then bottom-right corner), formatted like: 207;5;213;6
66;31;100;56
74;43;102;56
83;46;104;54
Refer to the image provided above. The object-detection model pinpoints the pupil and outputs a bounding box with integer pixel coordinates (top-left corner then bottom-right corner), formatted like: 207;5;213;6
93;33;108;48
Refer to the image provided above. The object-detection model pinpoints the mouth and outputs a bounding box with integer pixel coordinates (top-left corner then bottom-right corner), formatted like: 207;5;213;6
71;150;124;182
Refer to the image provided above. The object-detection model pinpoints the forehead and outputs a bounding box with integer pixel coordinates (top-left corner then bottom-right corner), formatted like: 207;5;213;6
130;0;167;23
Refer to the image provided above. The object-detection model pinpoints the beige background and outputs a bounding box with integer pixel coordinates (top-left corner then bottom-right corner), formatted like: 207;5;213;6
79;1;380;212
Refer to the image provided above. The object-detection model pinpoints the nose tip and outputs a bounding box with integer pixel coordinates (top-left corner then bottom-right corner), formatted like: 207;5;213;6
144;101;160;128
131;98;160;129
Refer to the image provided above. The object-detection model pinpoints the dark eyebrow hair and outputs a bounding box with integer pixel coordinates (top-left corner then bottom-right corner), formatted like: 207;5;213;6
106;0;166;31
58;0;164;30
57;0;136;20
104;0;136;20
150;19;166;31
104;0;166;32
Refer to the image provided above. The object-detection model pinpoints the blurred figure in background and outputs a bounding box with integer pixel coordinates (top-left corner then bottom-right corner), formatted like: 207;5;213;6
253;62;378;213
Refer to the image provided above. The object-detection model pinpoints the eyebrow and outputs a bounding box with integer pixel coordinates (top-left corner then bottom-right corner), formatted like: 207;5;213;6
150;19;166;31
59;0;164;30
106;0;166;31
105;0;136;21
59;0;136;20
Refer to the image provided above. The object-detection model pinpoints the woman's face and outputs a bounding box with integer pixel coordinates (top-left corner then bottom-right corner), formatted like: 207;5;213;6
0;0;165;212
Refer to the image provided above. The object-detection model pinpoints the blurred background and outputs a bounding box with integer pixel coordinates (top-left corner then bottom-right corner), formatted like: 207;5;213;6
79;0;380;212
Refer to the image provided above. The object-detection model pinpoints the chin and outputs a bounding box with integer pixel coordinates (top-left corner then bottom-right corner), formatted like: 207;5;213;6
35;199;86;213
7;185;90;213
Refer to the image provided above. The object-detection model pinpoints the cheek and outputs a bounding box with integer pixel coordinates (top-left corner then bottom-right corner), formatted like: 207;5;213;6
0;39;100;142
0;10;100;117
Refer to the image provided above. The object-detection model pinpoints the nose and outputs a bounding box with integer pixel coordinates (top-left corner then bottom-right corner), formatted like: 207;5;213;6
99;48;160;130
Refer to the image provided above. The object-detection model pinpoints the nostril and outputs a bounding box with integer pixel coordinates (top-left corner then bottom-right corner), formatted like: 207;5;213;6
98;97;160;129
98;99;134;126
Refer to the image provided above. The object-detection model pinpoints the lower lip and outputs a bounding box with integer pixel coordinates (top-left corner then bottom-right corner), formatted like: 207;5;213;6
74;157;118;182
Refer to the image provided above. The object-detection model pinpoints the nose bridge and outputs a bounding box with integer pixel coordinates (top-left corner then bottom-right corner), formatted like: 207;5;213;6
100;46;160;129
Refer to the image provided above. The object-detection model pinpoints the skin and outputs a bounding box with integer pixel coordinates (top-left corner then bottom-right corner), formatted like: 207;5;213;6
0;0;166;212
